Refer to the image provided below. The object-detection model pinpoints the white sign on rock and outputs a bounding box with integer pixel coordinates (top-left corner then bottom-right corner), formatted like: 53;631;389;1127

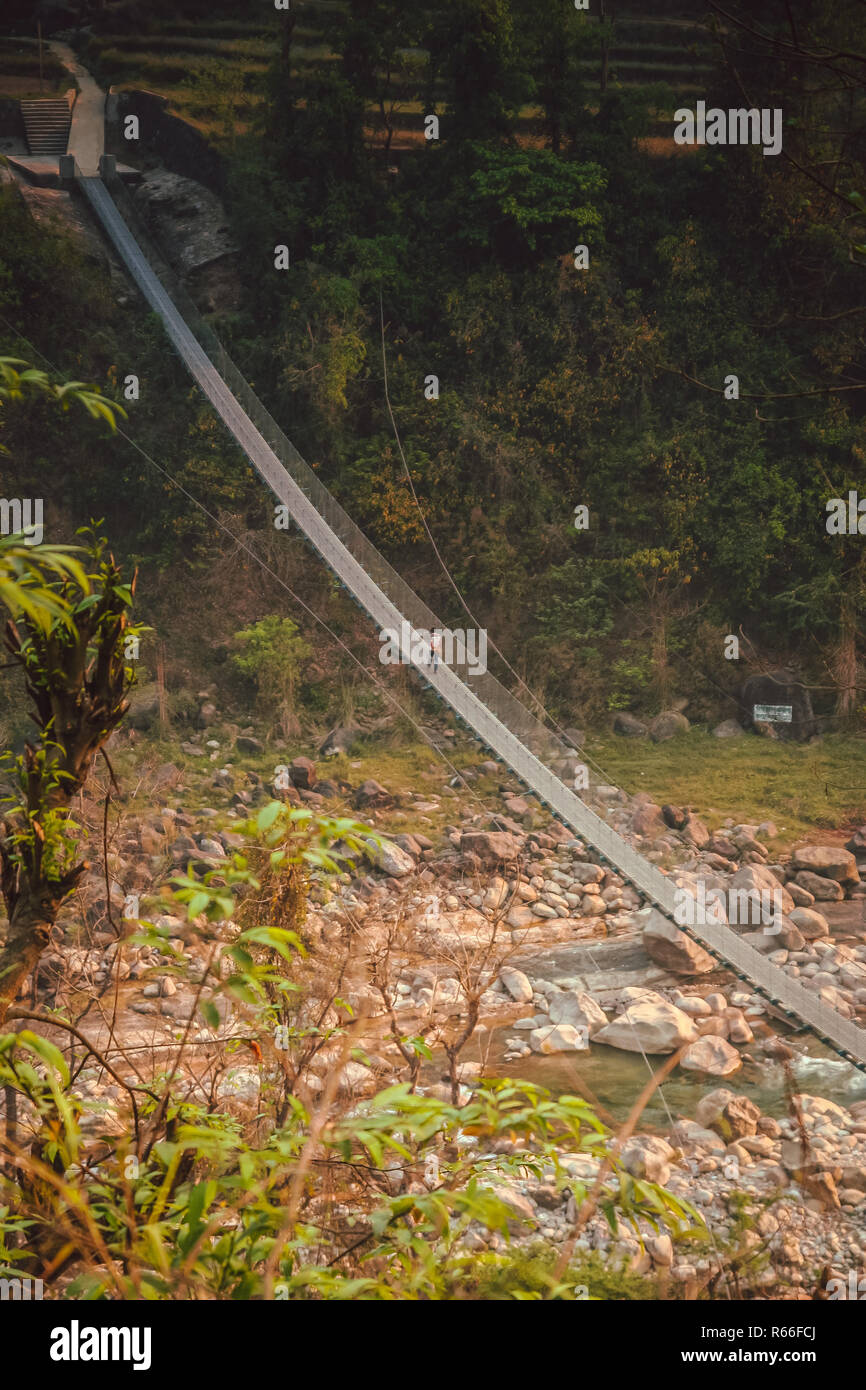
753;704;792;723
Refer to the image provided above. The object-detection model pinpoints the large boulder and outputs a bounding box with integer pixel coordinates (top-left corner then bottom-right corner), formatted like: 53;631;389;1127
728;863;794;920
235;734;263;754
460;830;524;865
792;871;843;901
642;910;714;975
712;719;744;739
649;710;690;742
499;967;533;1003
289;756;317;790
682;813;710;849
679;1036;742;1077
364;837;415;878
621;1136;675;1184
353;779;393;809
613;712;648;738
740;669;817;742
632;800;666;837
593;999;698;1054
788;906;830;939
695;1088;760;1139
548;989;608;1036
529;1023;590;1054
319;725;360;757
789;845;859;886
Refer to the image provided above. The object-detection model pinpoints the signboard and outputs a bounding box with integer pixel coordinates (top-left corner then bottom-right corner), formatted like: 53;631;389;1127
753;704;793;723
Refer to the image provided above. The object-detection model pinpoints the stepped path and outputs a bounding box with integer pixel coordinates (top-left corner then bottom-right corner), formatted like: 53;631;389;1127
53;56;866;1070
20;98;71;155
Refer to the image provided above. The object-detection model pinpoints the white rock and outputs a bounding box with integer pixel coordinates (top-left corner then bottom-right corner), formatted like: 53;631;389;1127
594;999;698;1054
547;989;608;1036
680;1036;742;1077
499;967;533;1003
529;1023;590;1054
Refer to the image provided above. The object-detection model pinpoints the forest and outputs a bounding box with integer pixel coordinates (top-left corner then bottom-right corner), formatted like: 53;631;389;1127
1;0;864;732
1;0;866;1316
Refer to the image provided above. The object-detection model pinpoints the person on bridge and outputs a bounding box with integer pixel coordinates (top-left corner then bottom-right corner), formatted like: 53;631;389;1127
429;628;442;672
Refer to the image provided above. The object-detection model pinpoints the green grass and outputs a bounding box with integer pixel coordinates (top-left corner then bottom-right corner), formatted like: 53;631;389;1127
584;728;866;845
91;719;866;861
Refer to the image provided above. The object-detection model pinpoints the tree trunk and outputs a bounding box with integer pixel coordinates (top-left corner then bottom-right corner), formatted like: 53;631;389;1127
651;608;672;708
0;891;67;1027
833;591;858;720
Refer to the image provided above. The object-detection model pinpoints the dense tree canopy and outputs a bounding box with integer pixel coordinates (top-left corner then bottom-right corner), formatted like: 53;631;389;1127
3;0;865;726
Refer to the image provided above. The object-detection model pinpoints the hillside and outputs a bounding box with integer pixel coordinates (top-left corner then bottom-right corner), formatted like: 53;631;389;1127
1;0;866;1318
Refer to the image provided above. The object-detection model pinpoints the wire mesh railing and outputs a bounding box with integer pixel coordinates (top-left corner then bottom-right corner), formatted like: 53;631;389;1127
73;158;866;1070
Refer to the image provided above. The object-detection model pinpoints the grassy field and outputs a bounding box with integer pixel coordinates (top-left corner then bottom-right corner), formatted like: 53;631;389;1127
108;720;866;858
585;728;866;847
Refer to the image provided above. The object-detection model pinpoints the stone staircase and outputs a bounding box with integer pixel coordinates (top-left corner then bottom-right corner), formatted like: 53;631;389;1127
20;97;72;155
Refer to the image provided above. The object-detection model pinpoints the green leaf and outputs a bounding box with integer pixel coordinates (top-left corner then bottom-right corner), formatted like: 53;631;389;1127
16;1030;71;1088
200;1001;221;1029
257;801;282;833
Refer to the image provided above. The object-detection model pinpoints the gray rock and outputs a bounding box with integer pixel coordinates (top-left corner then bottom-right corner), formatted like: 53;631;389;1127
319;725;360;757
729;863;794;917
790;845;859;885
460;830;524;865
235;734;263;755
613;712;648;738
365;837;415;877
547;989;608;1036
680;1036;742;1077
621;1135;674;1183
632;801;666;837
528;1023;589;1054
713;719;744;739
353;779;393;809
594;999;698;1054
682;813;710;849
643;910;714;975
793;871;844;901
696;1089;760;1139
499;967;533;1003
650;710;690;742
845;827;866;857
788;906;830;939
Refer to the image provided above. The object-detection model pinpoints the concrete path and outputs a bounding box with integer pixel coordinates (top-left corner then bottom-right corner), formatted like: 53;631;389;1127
49;40;104;175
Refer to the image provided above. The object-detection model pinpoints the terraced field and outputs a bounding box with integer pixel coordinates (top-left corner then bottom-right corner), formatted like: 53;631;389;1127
0;37;72;100
77;6;716;151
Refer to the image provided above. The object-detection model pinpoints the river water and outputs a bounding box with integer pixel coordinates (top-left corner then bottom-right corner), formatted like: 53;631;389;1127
463;903;866;1130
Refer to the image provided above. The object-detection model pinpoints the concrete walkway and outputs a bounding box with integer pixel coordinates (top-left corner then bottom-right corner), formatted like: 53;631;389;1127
49;40;104;175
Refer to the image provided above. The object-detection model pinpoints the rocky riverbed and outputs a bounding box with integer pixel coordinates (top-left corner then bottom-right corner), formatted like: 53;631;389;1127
16;721;866;1297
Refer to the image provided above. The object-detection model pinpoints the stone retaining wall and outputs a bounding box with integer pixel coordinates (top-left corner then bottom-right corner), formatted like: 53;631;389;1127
105;87;226;195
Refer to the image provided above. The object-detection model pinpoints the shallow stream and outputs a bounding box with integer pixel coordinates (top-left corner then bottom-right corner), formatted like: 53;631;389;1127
461;903;866;1130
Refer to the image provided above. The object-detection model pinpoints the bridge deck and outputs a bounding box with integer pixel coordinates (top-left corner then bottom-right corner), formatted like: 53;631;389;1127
77;172;866;1073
